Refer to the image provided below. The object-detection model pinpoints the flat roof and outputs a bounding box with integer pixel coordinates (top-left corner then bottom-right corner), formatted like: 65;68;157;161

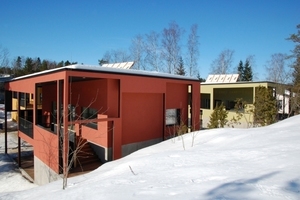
8;64;199;82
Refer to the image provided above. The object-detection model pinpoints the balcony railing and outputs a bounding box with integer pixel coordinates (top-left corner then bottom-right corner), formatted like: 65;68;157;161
19;117;33;138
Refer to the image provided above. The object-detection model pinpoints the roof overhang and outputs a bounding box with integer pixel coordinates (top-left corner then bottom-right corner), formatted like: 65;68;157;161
7;64;199;82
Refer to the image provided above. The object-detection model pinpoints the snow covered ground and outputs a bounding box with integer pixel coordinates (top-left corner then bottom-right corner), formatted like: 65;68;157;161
0;132;37;193
0;115;299;199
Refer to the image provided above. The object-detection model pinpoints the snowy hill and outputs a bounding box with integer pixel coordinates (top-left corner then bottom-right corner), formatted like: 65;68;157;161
0;115;300;199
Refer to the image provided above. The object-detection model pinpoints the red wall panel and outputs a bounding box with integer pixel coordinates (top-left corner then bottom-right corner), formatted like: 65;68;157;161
122;93;163;144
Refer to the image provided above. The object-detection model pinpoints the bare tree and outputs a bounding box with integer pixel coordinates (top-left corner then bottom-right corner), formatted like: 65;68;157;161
265;53;291;84
210;49;234;74
0;45;9;68
102;49;131;64
130;34;145;70
61;86;98;189
186;24;200;77
161;21;184;74
11;56;25;76
265;53;292;119
102;51;112;63
144;31;161;72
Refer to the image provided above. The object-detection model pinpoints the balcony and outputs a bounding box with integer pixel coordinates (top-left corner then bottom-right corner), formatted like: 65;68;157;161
19;117;33;138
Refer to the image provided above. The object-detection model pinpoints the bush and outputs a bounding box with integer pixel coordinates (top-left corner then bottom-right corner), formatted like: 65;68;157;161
207;102;228;128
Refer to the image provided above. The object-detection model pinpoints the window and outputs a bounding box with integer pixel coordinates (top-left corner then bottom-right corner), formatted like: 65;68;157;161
166;109;180;126
52;102;76;122
214;100;222;108
82;107;98;120
226;100;235;110
277;100;283;111
13;91;17;98
201;93;210;109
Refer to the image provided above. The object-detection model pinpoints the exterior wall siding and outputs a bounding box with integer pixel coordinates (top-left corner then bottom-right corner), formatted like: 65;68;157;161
5;66;200;185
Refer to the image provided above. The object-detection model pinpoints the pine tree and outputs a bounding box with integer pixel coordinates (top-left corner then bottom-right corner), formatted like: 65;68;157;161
287;24;300;114
287;24;300;85
34;57;42;72
253;86;277;126
175;57;186;76
41;60;48;71
197;72;206;82
243;59;253;81
13;56;23;76
207;102;228;128
24;57;34;74
237;59;253;81
65;60;71;66
237;60;244;81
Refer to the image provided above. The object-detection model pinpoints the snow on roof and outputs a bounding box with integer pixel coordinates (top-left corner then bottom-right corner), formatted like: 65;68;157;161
9;64;198;82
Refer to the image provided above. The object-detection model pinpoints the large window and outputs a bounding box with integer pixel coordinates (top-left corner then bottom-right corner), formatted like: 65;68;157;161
82;107;98;129
52;102;76;123
82;107;97;120
166;109;180;126
201;93;210;109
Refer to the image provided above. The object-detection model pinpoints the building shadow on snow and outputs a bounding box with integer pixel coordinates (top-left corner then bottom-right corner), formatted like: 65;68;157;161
205;171;280;200
0;153;19;173
283;179;300;197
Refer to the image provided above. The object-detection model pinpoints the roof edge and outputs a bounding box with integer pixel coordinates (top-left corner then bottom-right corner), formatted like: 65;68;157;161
8;64;199;82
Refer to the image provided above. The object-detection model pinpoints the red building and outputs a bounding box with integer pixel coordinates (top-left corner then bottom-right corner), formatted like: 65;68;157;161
4;64;200;185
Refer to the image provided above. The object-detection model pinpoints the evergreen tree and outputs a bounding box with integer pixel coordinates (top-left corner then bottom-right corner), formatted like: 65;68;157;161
197;72;206;82
57;61;64;68
237;60;244;81
175;57;186;76
287;24;300;115
207;102;228;128
34;57;42;72
64;60;71;66
237;59;253;81
253;86;277;126
287;24;300;85
243;59;253;81
23;57;34;74
41;60;49;71
98;59;108;66
12;56;23;77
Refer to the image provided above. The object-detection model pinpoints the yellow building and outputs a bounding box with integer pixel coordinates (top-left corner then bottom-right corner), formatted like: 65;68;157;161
200;75;290;128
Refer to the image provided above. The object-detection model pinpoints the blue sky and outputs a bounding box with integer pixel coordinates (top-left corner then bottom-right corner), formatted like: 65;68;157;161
1;0;299;80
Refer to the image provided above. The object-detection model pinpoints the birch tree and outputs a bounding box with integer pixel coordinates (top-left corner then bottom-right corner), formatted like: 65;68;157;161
130;34;145;70
144;31;161;71
161;21;183;74
210;49;234;74
0;45;9;68
265;53;290;84
186;24;200;77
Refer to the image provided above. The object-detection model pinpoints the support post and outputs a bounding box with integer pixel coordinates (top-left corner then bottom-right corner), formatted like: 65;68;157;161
4;103;7;154
63;75;69;180
18;136;21;167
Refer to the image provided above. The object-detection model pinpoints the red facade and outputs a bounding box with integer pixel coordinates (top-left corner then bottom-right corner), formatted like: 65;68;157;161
4;65;200;180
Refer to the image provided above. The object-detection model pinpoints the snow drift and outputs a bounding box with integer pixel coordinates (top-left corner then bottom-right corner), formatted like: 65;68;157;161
0;115;299;199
